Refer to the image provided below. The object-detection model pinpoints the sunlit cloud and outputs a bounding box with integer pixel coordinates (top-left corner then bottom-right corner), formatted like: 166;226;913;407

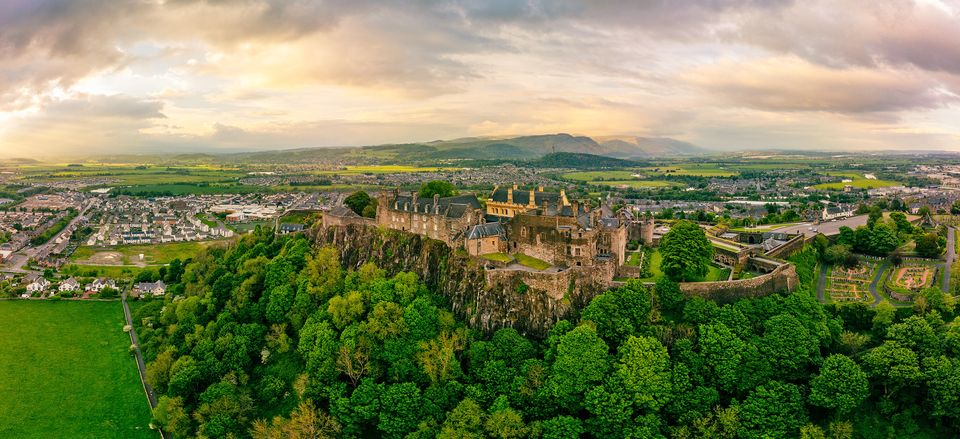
1;0;959;157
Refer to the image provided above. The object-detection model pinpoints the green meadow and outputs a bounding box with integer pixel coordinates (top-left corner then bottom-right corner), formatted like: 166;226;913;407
0;301;154;438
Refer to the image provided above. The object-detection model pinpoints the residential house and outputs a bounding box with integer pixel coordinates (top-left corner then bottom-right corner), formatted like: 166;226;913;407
134;280;166;296
59;277;80;292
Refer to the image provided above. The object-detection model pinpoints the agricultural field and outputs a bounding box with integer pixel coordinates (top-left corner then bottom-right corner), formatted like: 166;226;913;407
21;164;247;185
310;165;461;175
71;240;223;266
825;261;879;303
813;172;900;190
0;301;154;438
640;164;738;177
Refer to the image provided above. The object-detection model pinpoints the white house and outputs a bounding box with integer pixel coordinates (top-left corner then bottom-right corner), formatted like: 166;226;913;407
59;277;80;292
26;278;50;293
85;278;116;292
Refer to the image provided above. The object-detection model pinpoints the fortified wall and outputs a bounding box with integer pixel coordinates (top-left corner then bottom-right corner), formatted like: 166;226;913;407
312;224;608;337
678;263;798;303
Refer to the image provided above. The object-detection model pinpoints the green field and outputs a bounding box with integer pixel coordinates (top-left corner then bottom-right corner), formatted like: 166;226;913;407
562;170;641;181
22;164;247;185
641;164;738;177
0;301;154;438
72;240;224;265
311;165;461;175
814;173;900;190
590;180;678;188
60;264;143;280
640;249;663;282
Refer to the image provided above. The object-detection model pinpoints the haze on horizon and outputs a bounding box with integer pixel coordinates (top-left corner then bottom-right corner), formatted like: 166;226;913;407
1;0;959;158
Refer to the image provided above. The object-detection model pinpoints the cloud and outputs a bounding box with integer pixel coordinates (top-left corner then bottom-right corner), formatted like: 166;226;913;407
687;57;957;114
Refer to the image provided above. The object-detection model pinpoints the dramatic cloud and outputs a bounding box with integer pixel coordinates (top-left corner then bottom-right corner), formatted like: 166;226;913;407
1;0;959;156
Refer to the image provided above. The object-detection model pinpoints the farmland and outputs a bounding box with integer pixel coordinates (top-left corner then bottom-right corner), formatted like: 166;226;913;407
0;301;154;438
814;172;901;190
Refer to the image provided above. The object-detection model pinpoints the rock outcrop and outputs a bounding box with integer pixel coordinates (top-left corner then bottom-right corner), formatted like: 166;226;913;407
312;224;607;337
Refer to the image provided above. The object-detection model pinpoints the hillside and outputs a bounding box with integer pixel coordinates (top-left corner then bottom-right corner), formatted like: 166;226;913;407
595;136;707;158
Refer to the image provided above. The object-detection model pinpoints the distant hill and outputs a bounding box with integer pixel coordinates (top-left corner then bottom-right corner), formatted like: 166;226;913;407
528;152;647;168
594;136;707;158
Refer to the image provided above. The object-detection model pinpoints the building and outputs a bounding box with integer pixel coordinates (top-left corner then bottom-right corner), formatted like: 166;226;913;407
59;277;80;292
821;203;854;221
278;223;305;234
376;190;484;246
134;280;166;296
26;277;50;293
86;278;116;292
485;185;569;219
465;222;506;256
502;199;627;267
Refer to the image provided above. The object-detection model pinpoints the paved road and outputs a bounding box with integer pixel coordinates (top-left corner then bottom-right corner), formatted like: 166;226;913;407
816;264;828;303
867;260;889;306
941;226;955;293
121;291;166;438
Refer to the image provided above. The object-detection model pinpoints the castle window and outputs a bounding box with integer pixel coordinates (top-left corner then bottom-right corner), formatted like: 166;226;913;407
521;226;527;237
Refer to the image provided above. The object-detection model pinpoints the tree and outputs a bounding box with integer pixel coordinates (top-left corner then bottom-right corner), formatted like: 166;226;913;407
153;396;193;438
547;325;610;409
915;232;943;259
614;336;672;412
419;180;456;198
824;244;852;266
809;355;869;414
379;382;422;438
951;200;960;215
541;416;584;439
761;314;821;380
739;381;807;439
655;276;684;312
344;191;372;216
659;220;713;281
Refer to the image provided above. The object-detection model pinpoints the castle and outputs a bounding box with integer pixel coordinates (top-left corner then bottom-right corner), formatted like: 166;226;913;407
371;186;629;273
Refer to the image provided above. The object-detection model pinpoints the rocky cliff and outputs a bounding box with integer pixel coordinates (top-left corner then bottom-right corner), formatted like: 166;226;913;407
311;224;608;337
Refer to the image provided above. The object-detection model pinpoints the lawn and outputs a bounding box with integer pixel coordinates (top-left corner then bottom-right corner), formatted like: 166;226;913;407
700;265;732;282
513;253;552;270
626;252;643;266
0;301;154;438
72;240;224;265
639;249;664;282
730;223;803;233
481;252;512;263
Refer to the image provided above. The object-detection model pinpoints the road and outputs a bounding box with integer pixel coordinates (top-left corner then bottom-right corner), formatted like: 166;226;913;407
121;290;166;438
866;260;888;306
941;226;955;293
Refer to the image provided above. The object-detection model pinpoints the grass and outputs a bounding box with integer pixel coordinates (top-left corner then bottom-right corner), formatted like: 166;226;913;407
72;240;223;265
229;220;273;234
589;180;679;188
626;252;643;266
641;164;737;177
701;265;732;282
61;264;144;279
562;170;641;181
813;172;901;190
513;253;551;270
195;213;219;228
480;252;512;263
117;183;264;195
279;211;320;225
639;249;663;282
310;165;461;175
0;301;154;438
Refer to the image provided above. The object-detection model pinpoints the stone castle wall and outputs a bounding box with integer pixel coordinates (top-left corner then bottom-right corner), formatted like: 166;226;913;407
678;263;797;303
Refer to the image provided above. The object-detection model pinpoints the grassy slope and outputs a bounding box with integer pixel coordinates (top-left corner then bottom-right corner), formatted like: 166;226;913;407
0;301;154;439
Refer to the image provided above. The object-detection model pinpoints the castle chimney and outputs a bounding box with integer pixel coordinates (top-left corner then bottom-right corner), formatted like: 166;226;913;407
560;189;569;206
571;201;579;217
513;183;518;190
529;188;536;207
542;200;548;214
434;194;440;214
412;193;418;212
538;186;543;192
507;188;513;204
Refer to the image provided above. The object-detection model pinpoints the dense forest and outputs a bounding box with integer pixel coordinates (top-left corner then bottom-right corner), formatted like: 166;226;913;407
132;228;960;438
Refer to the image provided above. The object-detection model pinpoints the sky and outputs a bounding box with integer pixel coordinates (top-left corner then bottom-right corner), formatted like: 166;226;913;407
1;0;959;158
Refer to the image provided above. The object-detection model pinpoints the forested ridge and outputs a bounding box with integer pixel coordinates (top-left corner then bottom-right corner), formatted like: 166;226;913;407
133;228;960;438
